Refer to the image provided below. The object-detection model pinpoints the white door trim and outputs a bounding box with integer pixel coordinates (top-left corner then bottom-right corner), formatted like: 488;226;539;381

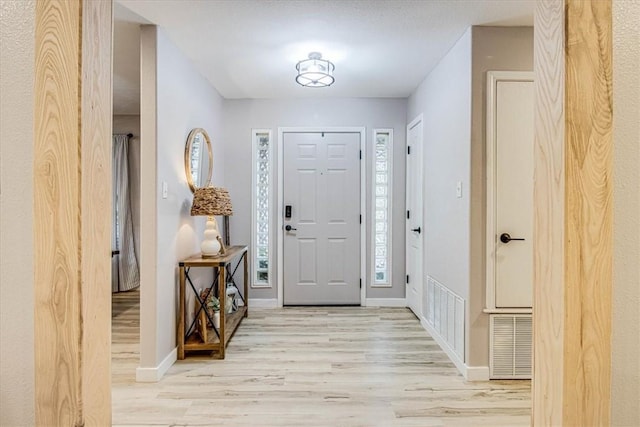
277;127;366;307
485;71;535;310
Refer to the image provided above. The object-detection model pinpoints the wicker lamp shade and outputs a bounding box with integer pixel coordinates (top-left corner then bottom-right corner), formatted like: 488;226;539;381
212;187;233;216
191;187;233;217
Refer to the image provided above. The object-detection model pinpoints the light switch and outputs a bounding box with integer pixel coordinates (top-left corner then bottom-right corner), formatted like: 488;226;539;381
456;181;463;198
162;181;168;199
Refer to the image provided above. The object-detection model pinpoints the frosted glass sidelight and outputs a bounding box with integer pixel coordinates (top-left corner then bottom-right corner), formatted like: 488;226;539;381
253;131;272;287
373;131;392;286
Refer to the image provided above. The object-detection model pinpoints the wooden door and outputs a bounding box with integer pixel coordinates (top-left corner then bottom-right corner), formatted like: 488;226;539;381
487;73;535;308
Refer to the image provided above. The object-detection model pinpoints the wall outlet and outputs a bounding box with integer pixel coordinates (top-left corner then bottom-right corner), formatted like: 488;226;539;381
456;181;463;198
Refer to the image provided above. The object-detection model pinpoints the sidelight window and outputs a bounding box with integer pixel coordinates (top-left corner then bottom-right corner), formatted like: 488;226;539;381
252;130;273;287
372;129;393;287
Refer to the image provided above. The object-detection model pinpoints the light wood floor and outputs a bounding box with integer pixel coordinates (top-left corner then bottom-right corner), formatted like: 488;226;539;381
112;293;531;426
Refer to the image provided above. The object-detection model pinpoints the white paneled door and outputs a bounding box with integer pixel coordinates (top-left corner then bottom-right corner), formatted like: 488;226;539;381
406;117;423;317
487;73;534;308
283;132;361;305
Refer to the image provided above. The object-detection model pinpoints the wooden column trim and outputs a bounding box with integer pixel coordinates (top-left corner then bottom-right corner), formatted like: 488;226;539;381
563;0;613;424
34;0;113;424
532;0;566;424
80;0;113;423
533;0;613;425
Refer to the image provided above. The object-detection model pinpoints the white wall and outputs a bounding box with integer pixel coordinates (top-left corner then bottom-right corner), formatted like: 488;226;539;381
139;26;225;375
113;115;141;260
0;2;35;425
408;29;472;300
612;0;640;424
407;28;473;357
223;98;407;301
407;27;534;370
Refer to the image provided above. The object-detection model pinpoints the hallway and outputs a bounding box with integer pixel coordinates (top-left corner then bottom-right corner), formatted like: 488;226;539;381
111;295;530;426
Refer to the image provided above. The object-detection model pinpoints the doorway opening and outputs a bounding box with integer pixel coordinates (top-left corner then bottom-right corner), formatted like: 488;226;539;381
111;5;142;387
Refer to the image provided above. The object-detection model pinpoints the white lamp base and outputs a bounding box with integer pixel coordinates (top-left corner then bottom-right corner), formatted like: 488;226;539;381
201;216;221;258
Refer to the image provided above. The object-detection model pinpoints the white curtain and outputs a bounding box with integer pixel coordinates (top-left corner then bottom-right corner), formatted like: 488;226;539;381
112;134;140;292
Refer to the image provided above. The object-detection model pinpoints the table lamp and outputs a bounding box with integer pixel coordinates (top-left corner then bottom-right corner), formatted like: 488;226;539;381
191;187;233;258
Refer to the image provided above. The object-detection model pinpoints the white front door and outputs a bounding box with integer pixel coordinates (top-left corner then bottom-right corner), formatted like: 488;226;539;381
406;117;423;317
283;132;361;305
488;72;534;308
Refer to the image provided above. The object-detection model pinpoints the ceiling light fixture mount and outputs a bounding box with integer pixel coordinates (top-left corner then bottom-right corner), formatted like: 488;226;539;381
295;52;335;88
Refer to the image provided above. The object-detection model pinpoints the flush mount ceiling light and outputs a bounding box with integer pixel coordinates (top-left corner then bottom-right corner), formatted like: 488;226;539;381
295;52;335;87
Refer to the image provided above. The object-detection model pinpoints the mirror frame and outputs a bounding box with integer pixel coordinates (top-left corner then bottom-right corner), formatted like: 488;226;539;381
184;128;213;193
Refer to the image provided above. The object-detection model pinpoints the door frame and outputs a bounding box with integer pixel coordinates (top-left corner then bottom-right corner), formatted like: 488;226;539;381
405;114;424;316
277;127;366;307
485;71;535;313
33;0;112;423
29;0;614;423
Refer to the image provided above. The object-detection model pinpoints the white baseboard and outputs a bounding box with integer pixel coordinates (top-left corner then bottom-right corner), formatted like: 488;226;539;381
420;318;490;381
249;298;406;308
421;317;466;376
364;298;407;307
248;298;278;308
135;347;177;383
464;365;490;381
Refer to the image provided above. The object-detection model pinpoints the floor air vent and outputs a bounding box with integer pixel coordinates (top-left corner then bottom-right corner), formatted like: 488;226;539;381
490;314;532;379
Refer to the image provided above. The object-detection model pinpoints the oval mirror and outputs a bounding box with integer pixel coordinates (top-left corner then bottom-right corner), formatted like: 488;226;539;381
184;128;213;192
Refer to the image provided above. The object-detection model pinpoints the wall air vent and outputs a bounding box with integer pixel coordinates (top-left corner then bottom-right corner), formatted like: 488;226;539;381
490;314;532;379
425;276;465;362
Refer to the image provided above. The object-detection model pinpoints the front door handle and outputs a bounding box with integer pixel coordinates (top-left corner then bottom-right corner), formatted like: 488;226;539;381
285;225;297;231
500;233;525;243
411;227;421;234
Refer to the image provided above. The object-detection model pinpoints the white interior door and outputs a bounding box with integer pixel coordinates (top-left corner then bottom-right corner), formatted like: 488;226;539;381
488;73;534;308
283;132;361;305
406;117;423;317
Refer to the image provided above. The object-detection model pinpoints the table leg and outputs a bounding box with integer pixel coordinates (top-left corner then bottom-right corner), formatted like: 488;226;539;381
244;251;249;318
178;265;185;360
218;265;226;359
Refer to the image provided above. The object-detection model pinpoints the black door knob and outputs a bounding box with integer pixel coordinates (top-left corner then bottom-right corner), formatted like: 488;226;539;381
500;233;525;243
411;227;421;234
285;225;297;231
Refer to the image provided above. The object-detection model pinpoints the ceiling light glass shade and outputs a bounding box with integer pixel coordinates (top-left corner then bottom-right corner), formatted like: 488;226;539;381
295;52;335;87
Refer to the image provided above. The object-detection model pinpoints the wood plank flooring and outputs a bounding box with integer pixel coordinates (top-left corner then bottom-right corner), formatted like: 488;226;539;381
112;293;531;426
112;290;141;386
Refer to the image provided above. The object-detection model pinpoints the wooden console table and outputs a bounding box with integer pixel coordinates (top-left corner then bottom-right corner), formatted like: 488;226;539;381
178;245;248;359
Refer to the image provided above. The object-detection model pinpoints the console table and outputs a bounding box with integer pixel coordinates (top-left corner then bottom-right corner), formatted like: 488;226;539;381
178;245;248;359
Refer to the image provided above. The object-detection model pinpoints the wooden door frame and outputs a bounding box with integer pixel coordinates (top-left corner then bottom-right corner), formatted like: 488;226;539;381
532;0;612;425
33;0;113;424
31;0;613;424
277;127;366;307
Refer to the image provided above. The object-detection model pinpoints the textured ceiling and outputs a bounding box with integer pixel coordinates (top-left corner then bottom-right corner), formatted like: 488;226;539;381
114;0;534;106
